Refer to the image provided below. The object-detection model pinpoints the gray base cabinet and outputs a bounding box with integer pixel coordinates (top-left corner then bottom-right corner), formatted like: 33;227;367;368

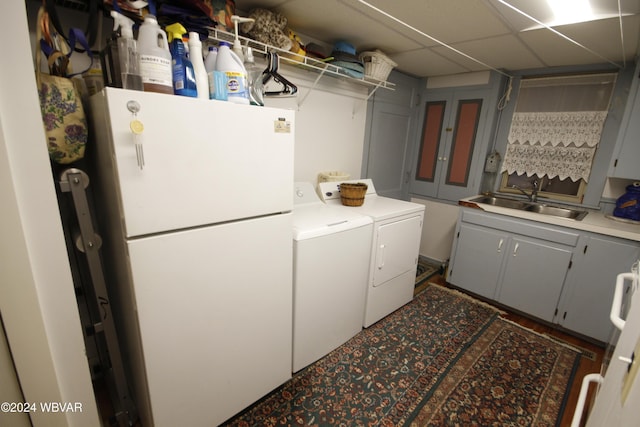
447;222;507;299
449;208;639;342
558;235;640;342
498;236;573;322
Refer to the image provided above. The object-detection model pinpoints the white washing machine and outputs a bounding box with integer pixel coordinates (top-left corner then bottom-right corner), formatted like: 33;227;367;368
318;179;425;327
291;182;373;372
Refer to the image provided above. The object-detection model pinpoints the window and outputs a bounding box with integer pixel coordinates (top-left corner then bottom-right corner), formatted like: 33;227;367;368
499;73;616;203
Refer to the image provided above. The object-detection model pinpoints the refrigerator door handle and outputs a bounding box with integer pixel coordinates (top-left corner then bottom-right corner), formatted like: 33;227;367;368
611;272;635;331
570;373;604;427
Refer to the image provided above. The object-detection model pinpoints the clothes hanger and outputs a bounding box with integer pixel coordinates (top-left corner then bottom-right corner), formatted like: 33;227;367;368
262;52;298;97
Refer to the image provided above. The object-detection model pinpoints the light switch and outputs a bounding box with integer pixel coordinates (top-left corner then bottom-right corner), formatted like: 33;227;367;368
621;336;640;405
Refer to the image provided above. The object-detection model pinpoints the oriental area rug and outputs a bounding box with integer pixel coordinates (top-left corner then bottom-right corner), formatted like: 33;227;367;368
221;284;580;427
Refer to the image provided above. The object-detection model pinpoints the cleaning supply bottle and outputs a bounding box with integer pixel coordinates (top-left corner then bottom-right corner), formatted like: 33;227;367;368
244;47;264;106
188;32;209;99
166;23;197;97
204;46;224;100
110;10;143;91
137;14;173;94
204;46;218;73
215;41;249;104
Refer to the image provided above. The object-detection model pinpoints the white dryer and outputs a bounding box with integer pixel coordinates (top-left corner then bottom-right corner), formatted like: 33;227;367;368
318;179;425;327
291;182;373;372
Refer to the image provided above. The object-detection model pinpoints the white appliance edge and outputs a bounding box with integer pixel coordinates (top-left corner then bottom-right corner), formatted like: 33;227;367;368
572;264;640;426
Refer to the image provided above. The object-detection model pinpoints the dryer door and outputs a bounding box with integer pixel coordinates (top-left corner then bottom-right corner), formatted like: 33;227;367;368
373;214;423;287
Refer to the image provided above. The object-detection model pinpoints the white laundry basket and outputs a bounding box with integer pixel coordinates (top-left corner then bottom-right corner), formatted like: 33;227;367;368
318;171;350;183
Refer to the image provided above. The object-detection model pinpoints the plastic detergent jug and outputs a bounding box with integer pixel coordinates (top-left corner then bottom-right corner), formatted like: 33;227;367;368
166;23;196;97
137;14;172;94
188;32;209;99
215;41;249;104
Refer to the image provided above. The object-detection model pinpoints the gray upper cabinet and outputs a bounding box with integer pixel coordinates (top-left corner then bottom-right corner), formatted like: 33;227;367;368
609;63;640;180
409;73;503;202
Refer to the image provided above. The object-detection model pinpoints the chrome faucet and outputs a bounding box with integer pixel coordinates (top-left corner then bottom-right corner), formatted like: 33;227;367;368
512;179;539;202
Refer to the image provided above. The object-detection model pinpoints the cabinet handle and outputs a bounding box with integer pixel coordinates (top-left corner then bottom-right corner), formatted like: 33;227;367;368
513;242;519;256
442;157;447;161
497;238;504;253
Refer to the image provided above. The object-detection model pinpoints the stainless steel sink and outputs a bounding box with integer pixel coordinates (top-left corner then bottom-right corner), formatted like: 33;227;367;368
467;195;588;221
467;195;529;209
523;204;589;220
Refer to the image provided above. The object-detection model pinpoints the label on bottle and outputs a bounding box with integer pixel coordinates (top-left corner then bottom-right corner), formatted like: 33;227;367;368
139;55;172;88
225;71;248;100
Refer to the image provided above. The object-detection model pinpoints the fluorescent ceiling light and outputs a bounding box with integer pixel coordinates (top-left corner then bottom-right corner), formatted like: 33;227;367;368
547;0;593;26
521;0;631;31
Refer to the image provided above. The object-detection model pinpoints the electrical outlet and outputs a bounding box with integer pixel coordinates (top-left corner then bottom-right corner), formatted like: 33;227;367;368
621;336;640;405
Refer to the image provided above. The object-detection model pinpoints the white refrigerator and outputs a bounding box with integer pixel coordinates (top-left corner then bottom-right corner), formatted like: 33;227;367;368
89;88;295;427
572;261;640;427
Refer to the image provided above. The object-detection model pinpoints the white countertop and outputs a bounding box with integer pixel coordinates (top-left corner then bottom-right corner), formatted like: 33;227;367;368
459;196;640;242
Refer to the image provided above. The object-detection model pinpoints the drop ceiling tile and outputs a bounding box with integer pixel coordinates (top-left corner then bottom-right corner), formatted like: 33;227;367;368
432;34;546;72
365;0;513;44
558;15;640;64
390;48;471;77
518;18;635;67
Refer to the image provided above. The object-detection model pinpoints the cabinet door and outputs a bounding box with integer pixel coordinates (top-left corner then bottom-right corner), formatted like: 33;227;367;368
498;237;573;322
560;236;640;342
610;70;640;179
365;102;414;199
448;222;508;299
411;91;488;202
413;98;449;197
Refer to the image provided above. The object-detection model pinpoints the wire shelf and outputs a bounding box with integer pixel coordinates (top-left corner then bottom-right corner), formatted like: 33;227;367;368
205;27;395;94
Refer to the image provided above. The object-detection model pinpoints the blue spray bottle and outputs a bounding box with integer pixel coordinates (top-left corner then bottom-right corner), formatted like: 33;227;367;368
166;23;197;97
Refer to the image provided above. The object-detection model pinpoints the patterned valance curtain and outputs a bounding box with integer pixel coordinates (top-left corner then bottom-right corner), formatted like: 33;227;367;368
502;111;607;182
500;74;615;183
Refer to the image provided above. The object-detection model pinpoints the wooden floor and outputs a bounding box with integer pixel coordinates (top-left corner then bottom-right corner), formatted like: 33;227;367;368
428;274;604;427
95;275;604;426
